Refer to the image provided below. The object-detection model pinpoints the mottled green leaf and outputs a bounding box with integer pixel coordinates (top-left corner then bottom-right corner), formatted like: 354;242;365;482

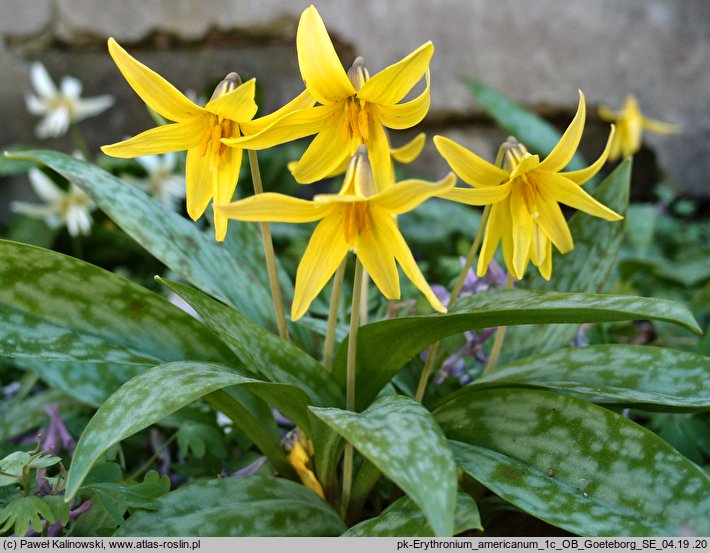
116;476;346;537
505;160;631;362
0;240;232;367
435;388;710;536
6;150;274;326
311;395;457;537
343;493;481;537
159;278;343;408
333;289;700;410
468;345;710;411
465;79;588;172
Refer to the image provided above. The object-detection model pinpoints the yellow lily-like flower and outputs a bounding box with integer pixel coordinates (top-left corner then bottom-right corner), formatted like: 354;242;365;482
215;146;455;320
435;91;623;281
599;94;679;160
101;38;313;240
223;5;433;193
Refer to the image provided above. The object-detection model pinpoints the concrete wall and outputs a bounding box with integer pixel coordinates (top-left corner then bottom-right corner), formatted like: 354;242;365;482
1;0;708;213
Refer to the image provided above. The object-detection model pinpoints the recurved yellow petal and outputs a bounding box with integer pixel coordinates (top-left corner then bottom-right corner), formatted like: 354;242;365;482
291;110;352;184
374;173;456;214
376;71;430;130
434;136;508;187
547;173;623;221
293;213;350;320
530;224;547;267
102;121;202;158
214;192;332;223
224;104;337;150
185;147;214;221
367;116;394;193
539;90;586;172
357;42;433;106
598;105;618;122
297;6;356;105
205;79;258;122
538;239;552;281
242;89;316;134
107;38;203;122
477;202;506;277
535;196;573;253
355;208;400;300
561;126;614;185
509;188;533;279
642;117;679;134
439;181;510;206
390;133;426;164
375;209;446;313
213;147;243;242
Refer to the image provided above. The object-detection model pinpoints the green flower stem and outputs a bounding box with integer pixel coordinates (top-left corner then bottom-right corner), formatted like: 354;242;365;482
126;431;179;482
323;259;347;371
482;272;515;376
414;205;490;402
342;257;364;516
247;149;290;341
359;269;370;325
69;123;91;161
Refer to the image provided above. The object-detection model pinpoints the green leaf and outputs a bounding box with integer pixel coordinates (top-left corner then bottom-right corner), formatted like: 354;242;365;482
0;240;233;366
333;289;700;410
504;159;631;362
310;395;457;537
0;451;32;487
343;492;481;537
465;79;588;172
159;277;343;408
435;388;710;536
0;389;77;441
468;345;710;411
0;496;55;536
116;475;346;537
6;150;274;326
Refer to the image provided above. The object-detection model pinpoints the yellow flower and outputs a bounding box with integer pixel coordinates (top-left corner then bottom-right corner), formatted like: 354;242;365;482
435;91;623;281
287;439;325;499
599;95;679;160
214;146;455;320
101;38;313;241
223;5;433;193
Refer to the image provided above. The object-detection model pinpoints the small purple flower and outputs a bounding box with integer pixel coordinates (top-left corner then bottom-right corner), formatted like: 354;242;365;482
571;323;592;348
41;404;76;455
231;456;267;477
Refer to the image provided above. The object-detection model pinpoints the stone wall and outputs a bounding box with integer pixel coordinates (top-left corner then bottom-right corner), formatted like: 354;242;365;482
1;0;708;219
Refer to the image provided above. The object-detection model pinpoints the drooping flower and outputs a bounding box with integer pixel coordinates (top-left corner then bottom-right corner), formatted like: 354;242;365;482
223;5;433;192
122;152;186;208
215;146;455;320
11;168;94;236
435;91;622;281
100;38;313;240
25;62;114;139
598;94;679;160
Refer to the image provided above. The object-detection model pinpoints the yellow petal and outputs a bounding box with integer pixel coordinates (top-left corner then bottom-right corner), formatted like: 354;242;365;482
324;155;350;179
538;90;586;172
642;117;679;134
357;42;434;106
242;89;316;134
375;71;430;130
185;147;214;221
561;125;614;185
367;116;394;193
545;173;623;221
214;192;331;223
101;121;201;158
296;6;356;105
439;181;510;206
433;135;508;187
510;187;533;279
355;207;400;300
509;154;540;180
107;38;203;122
374;173;456;214
288;442;325;499
535;196;573;253
529;223;547;266
476;202;505;277
223;104;337;150
375;210;446;313
390;133;426;164
538;239;553;281
501;211;516;280
213;147;243;242
598;105;618;123
293;213;350;320
205;78;258;122
290;110;352;184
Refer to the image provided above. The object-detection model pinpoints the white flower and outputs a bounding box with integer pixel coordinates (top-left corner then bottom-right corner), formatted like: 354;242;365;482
11;168;95;236
25;62;115;139
124;153;186;208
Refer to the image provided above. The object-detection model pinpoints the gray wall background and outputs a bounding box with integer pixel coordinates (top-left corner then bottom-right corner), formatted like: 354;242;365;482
1;0;708;217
